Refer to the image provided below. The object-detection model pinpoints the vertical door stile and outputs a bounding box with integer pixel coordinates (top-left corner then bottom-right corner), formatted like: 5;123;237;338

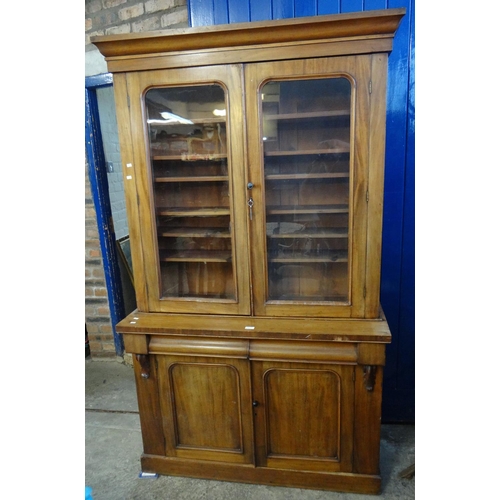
238;63;255;316
113;72;150;311
128;72;161;310
226;63;252;315
348;55;372;319
364;53;389;319
245;63;269;316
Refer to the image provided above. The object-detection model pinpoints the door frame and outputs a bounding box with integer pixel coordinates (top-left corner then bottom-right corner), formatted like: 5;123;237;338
85;73;125;356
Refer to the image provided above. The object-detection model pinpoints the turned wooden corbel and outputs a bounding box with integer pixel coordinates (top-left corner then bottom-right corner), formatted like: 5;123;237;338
136;354;151;379
363;365;377;391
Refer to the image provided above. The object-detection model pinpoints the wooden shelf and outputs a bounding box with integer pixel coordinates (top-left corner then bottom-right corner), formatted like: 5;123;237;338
264;110;350;121
158;227;231;238
160;250;232;263
150;117;226;126
265;148;349;157
152;153;227;161
268;250;348;263
267;228;348;239
271;294;347;302
155;176;228;183
265;173;349;181
267;204;348;215
157;207;230;217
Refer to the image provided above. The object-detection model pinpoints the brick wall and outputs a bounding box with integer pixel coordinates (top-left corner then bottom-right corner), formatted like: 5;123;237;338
85;0;188;45
85;0;189;359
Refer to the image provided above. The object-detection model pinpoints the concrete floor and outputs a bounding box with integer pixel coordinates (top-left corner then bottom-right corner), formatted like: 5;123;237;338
85;358;415;499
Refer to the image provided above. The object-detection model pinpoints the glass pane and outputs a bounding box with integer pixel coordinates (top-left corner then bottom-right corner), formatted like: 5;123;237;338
261;78;351;302
145;84;235;300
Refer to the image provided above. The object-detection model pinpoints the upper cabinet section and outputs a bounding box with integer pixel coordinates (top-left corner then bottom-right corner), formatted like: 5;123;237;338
92;9;405;319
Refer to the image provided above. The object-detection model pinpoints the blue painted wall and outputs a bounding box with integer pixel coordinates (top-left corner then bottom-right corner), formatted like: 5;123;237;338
188;0;415;422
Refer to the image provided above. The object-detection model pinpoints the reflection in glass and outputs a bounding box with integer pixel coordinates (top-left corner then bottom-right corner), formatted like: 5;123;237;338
145;85;235;300
261;78;351;302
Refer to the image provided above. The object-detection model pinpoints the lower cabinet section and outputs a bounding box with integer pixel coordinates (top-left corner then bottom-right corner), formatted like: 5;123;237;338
127;334;386;494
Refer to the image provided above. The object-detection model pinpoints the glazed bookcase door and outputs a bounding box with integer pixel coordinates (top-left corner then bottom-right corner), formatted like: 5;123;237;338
125;65;251;315
245;56;372;318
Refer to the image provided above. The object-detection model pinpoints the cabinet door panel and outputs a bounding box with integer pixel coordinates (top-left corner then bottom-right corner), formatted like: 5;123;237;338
252;361;354;472
245;56;373;318
157;355;254;464
125;65;250;315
